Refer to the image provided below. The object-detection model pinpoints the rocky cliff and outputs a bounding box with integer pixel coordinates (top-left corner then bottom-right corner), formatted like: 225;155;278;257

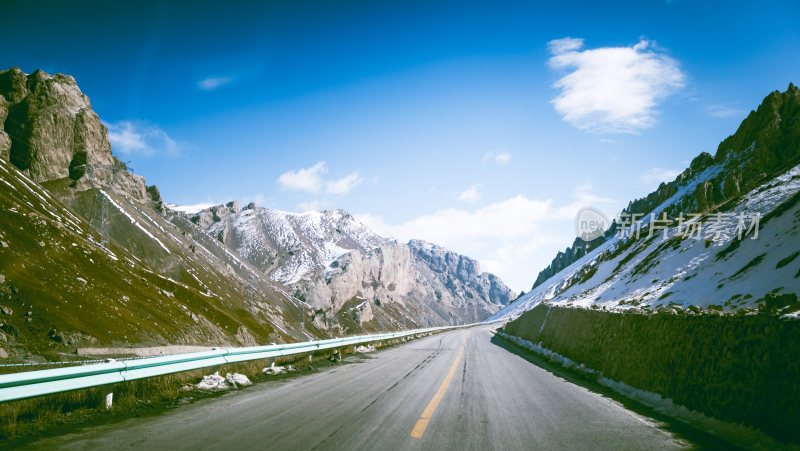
625;83;800;218
295;239;512;328
531;234;610;289
0;67;146;202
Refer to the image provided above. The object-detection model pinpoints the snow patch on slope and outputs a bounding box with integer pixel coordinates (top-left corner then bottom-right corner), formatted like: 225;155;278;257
492;163;800;320
101;190;170;253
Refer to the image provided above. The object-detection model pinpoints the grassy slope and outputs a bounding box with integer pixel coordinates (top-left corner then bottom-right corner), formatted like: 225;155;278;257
0;157;332;363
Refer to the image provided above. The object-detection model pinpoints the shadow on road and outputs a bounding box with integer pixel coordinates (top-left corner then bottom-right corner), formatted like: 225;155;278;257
488;334;742;450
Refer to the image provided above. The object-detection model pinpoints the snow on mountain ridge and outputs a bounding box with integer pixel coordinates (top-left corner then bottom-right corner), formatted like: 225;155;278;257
182;201;514;328
189;204;390;284
491;161;800;320
166;203;217;215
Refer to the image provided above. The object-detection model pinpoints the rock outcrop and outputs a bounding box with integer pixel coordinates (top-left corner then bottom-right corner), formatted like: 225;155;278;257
0;67;146;202
627;83;800;219
408;240;512;307
294;239;512;326
531;235;608;289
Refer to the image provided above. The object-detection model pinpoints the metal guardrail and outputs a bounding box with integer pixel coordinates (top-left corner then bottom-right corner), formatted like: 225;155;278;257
0;324;475;403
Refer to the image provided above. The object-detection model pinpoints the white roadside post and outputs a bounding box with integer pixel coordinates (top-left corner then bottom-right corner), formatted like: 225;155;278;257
104;358;115;410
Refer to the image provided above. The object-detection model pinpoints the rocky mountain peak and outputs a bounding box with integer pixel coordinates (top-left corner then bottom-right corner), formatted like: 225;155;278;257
0;67;147;203
190;201;240;229
0;67;31;104
408;239;481;280
714;83;800;167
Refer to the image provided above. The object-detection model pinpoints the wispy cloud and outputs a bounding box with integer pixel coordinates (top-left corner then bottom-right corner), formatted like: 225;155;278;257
706;104;747;118
197;76;235;91
105;120;185;157
483;150;511;165
572;183;617;206
640;167;681;185
457;183;483;203
298;200;325;212
547;37;686;134
547;37;584;54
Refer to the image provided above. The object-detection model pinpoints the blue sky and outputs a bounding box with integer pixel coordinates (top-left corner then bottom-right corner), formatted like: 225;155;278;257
2;0;799;291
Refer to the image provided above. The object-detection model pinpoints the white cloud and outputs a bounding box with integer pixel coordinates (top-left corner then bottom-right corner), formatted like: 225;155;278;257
706;104;746;118
277;162;364;209
276;162;328;193
105;121;184;157
547;37;584;55
356;187;619;292
547;37;686;133
358;196;556;244
573;183;617;206
326;172;363;195
457;183;483;203
198;76;235;91
640;167;681;185
483;150;512;165
297;200;325;212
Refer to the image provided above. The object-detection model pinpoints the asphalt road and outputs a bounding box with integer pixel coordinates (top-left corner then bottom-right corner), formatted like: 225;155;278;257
25;326;694;450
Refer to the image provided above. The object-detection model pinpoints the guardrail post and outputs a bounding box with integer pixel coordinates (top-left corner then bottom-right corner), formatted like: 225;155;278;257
104;392;113;410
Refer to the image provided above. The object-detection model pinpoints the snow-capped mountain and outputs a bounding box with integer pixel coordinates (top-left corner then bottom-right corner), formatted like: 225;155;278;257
183;204;514;329
190;203;388;284
492;83;800;320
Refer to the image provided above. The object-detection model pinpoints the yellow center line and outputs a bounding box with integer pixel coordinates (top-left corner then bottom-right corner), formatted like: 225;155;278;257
410;332;470;439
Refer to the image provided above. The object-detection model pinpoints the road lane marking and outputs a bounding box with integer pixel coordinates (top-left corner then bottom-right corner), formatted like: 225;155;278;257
410;332;469;439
